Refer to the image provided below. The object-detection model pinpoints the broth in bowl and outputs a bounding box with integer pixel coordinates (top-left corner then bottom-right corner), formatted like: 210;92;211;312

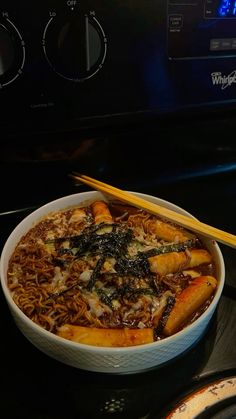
7;198;218;348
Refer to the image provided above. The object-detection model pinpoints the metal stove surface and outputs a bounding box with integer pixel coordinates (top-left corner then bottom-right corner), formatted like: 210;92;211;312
0;128;236;419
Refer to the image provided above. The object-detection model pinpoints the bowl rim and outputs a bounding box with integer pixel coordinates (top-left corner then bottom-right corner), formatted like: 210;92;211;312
0;191;225;354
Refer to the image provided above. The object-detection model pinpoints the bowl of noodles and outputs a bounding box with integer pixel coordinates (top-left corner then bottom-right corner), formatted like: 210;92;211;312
0;191;225;373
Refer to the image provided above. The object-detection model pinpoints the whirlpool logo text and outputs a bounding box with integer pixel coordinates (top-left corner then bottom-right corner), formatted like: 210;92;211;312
211;70;236;90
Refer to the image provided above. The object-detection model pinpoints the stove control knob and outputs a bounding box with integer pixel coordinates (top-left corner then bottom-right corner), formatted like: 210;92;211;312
42;11;107;81
0;16;25;87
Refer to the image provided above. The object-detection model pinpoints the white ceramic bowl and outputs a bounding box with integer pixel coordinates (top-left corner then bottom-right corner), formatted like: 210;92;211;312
0;191;225;374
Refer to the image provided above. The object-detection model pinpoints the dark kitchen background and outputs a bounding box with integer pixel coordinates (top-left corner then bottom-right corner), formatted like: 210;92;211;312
1;1;236;418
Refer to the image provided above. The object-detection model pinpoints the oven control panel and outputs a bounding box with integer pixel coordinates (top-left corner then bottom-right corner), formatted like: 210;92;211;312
0;0;236;134
168;0;236;59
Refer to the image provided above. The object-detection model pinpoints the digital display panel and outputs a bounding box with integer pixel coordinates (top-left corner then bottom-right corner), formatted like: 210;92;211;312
218;0;236;16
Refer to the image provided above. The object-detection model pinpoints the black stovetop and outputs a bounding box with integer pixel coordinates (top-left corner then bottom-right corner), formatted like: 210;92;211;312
1;124;236;419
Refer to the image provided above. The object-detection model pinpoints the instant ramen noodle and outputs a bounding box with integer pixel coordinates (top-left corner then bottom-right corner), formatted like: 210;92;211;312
7;200;217;347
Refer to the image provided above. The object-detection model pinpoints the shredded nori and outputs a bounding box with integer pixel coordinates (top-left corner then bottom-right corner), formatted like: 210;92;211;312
86;256;106;291
115;256;150;278
48;223;134;259
114;239;199;278
154;295;176;338
46;223;199;295
96;288;114;309
82;227;133;258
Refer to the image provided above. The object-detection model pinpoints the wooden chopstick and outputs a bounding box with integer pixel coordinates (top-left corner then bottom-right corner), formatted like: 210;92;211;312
69;172;236;249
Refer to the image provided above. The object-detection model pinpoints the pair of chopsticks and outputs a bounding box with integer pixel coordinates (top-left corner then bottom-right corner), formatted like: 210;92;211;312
69;172;236;249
